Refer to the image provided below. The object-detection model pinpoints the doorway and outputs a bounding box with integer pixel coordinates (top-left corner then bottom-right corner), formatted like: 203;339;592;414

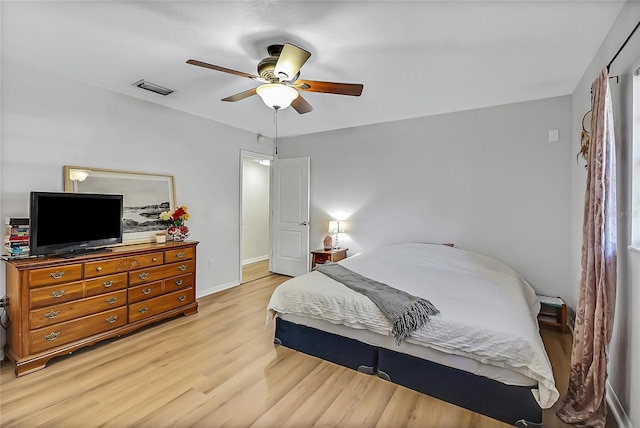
240;151;273;283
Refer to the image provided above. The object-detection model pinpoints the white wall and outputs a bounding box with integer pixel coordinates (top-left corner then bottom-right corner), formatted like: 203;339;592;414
242;158;270;263
570;2;640;426
278;96;572;301
0;2;4;360
0;61;274;355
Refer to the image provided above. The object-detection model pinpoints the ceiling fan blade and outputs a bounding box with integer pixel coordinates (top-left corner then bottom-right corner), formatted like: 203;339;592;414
186;59;259;80
295;79;364;97
221;88;257;102
291;94;313;114
274;43;311;82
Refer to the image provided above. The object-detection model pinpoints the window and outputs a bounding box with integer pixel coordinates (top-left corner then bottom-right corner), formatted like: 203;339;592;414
632;62;640;248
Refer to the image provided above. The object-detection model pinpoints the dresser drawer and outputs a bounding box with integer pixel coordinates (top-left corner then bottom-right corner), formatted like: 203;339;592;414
85;273;128;297
164;247;194;263
30;307;127;354
135;251;165;267
163;273;193;293
129;260;194;286
30;281;85;309
128;281;163;304
30;290;127;329
29;264;83;288
84;252;164;278
129;287;195;323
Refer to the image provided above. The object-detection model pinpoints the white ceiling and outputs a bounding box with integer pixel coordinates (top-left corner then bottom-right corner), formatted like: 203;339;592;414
1;1;625;138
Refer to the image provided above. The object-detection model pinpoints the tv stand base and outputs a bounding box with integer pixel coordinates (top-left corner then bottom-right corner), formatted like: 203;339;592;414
60;247;112;258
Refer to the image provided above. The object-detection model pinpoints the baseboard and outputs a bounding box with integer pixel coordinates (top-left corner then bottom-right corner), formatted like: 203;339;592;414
196;280;239;298
606;381;633;428
242;255;269;265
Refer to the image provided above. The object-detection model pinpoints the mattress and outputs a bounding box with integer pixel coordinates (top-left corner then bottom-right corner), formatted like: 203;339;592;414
267;242;559;409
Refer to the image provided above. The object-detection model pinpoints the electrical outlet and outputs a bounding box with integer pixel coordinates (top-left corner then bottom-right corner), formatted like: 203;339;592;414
208;259;214;269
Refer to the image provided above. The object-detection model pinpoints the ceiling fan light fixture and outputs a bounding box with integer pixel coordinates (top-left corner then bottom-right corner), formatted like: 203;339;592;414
256;84;298;110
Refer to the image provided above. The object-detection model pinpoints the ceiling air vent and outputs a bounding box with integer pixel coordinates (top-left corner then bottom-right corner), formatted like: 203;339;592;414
132;79;174;96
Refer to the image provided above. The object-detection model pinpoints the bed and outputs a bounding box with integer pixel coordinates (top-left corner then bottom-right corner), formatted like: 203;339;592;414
266;243;559;427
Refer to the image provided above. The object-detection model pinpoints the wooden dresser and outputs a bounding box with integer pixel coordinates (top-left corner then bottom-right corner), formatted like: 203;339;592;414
3;241;198;376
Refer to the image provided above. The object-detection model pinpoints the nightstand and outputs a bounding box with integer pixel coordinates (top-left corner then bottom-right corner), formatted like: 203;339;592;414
311;248;348;269
537;295;568;333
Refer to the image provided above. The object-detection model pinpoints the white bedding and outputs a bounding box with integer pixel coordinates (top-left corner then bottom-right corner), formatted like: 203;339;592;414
267;243;559;409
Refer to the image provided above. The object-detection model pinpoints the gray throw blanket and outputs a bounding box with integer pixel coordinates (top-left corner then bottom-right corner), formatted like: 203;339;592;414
314;263;439;345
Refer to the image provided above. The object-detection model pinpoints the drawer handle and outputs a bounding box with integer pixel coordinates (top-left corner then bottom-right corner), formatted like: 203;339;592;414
176;252;185;258
51;290;65;298
152;257;158;262
138;307;149;314
44;310;60;319
175;279;184;286
102;280;114;288
50;271;65;279
138;272;150;280
142;287;152;295
178;264;187;271
178;295;187;302
106;297;118;304
45;331;60;341
106;315;118;324
96;266;103;272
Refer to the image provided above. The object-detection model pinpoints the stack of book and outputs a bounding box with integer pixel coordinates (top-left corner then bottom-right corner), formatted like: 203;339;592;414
4;217;30;257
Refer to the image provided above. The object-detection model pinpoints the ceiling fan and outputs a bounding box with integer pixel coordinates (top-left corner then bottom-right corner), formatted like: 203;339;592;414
186;43;364;114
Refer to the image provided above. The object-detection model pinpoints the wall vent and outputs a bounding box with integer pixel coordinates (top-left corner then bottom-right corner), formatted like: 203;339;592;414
132;79;174;96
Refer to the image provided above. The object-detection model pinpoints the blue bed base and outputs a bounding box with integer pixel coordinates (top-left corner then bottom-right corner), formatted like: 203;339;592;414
274;316;377;374
274;317;542;427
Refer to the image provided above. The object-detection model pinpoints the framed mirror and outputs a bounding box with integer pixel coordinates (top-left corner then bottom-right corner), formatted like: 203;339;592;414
64;166;176;243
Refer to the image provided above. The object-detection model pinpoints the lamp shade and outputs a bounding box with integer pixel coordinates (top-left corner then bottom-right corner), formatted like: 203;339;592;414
328;220;344;234
256;84;299;110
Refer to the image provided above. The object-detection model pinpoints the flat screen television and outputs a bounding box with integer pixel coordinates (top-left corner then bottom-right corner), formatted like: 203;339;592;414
29;191;123;257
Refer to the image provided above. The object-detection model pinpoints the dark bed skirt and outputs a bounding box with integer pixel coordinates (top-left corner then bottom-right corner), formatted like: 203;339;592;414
274;316;377;374
274;317;542;427
377;347;542;425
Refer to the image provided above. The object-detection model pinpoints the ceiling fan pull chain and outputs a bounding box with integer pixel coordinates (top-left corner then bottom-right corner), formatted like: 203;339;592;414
274;108;279;157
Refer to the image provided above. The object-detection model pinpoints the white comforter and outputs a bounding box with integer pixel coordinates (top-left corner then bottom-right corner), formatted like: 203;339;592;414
267;243;559;409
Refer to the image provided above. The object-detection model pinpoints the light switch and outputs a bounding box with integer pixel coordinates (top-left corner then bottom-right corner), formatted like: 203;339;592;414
548;129;559;142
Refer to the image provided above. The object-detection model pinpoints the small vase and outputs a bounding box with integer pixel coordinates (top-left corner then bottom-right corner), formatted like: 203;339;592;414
167;223;189;242
171;231;187;242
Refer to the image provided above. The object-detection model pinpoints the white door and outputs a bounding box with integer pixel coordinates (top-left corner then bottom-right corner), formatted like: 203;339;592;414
270;157;310;276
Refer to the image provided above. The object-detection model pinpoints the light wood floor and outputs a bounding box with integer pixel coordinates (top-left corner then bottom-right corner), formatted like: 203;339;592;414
242;259;271;283
0;274;617;428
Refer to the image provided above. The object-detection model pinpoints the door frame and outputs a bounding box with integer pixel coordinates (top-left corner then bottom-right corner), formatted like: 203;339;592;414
239;150;274;284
